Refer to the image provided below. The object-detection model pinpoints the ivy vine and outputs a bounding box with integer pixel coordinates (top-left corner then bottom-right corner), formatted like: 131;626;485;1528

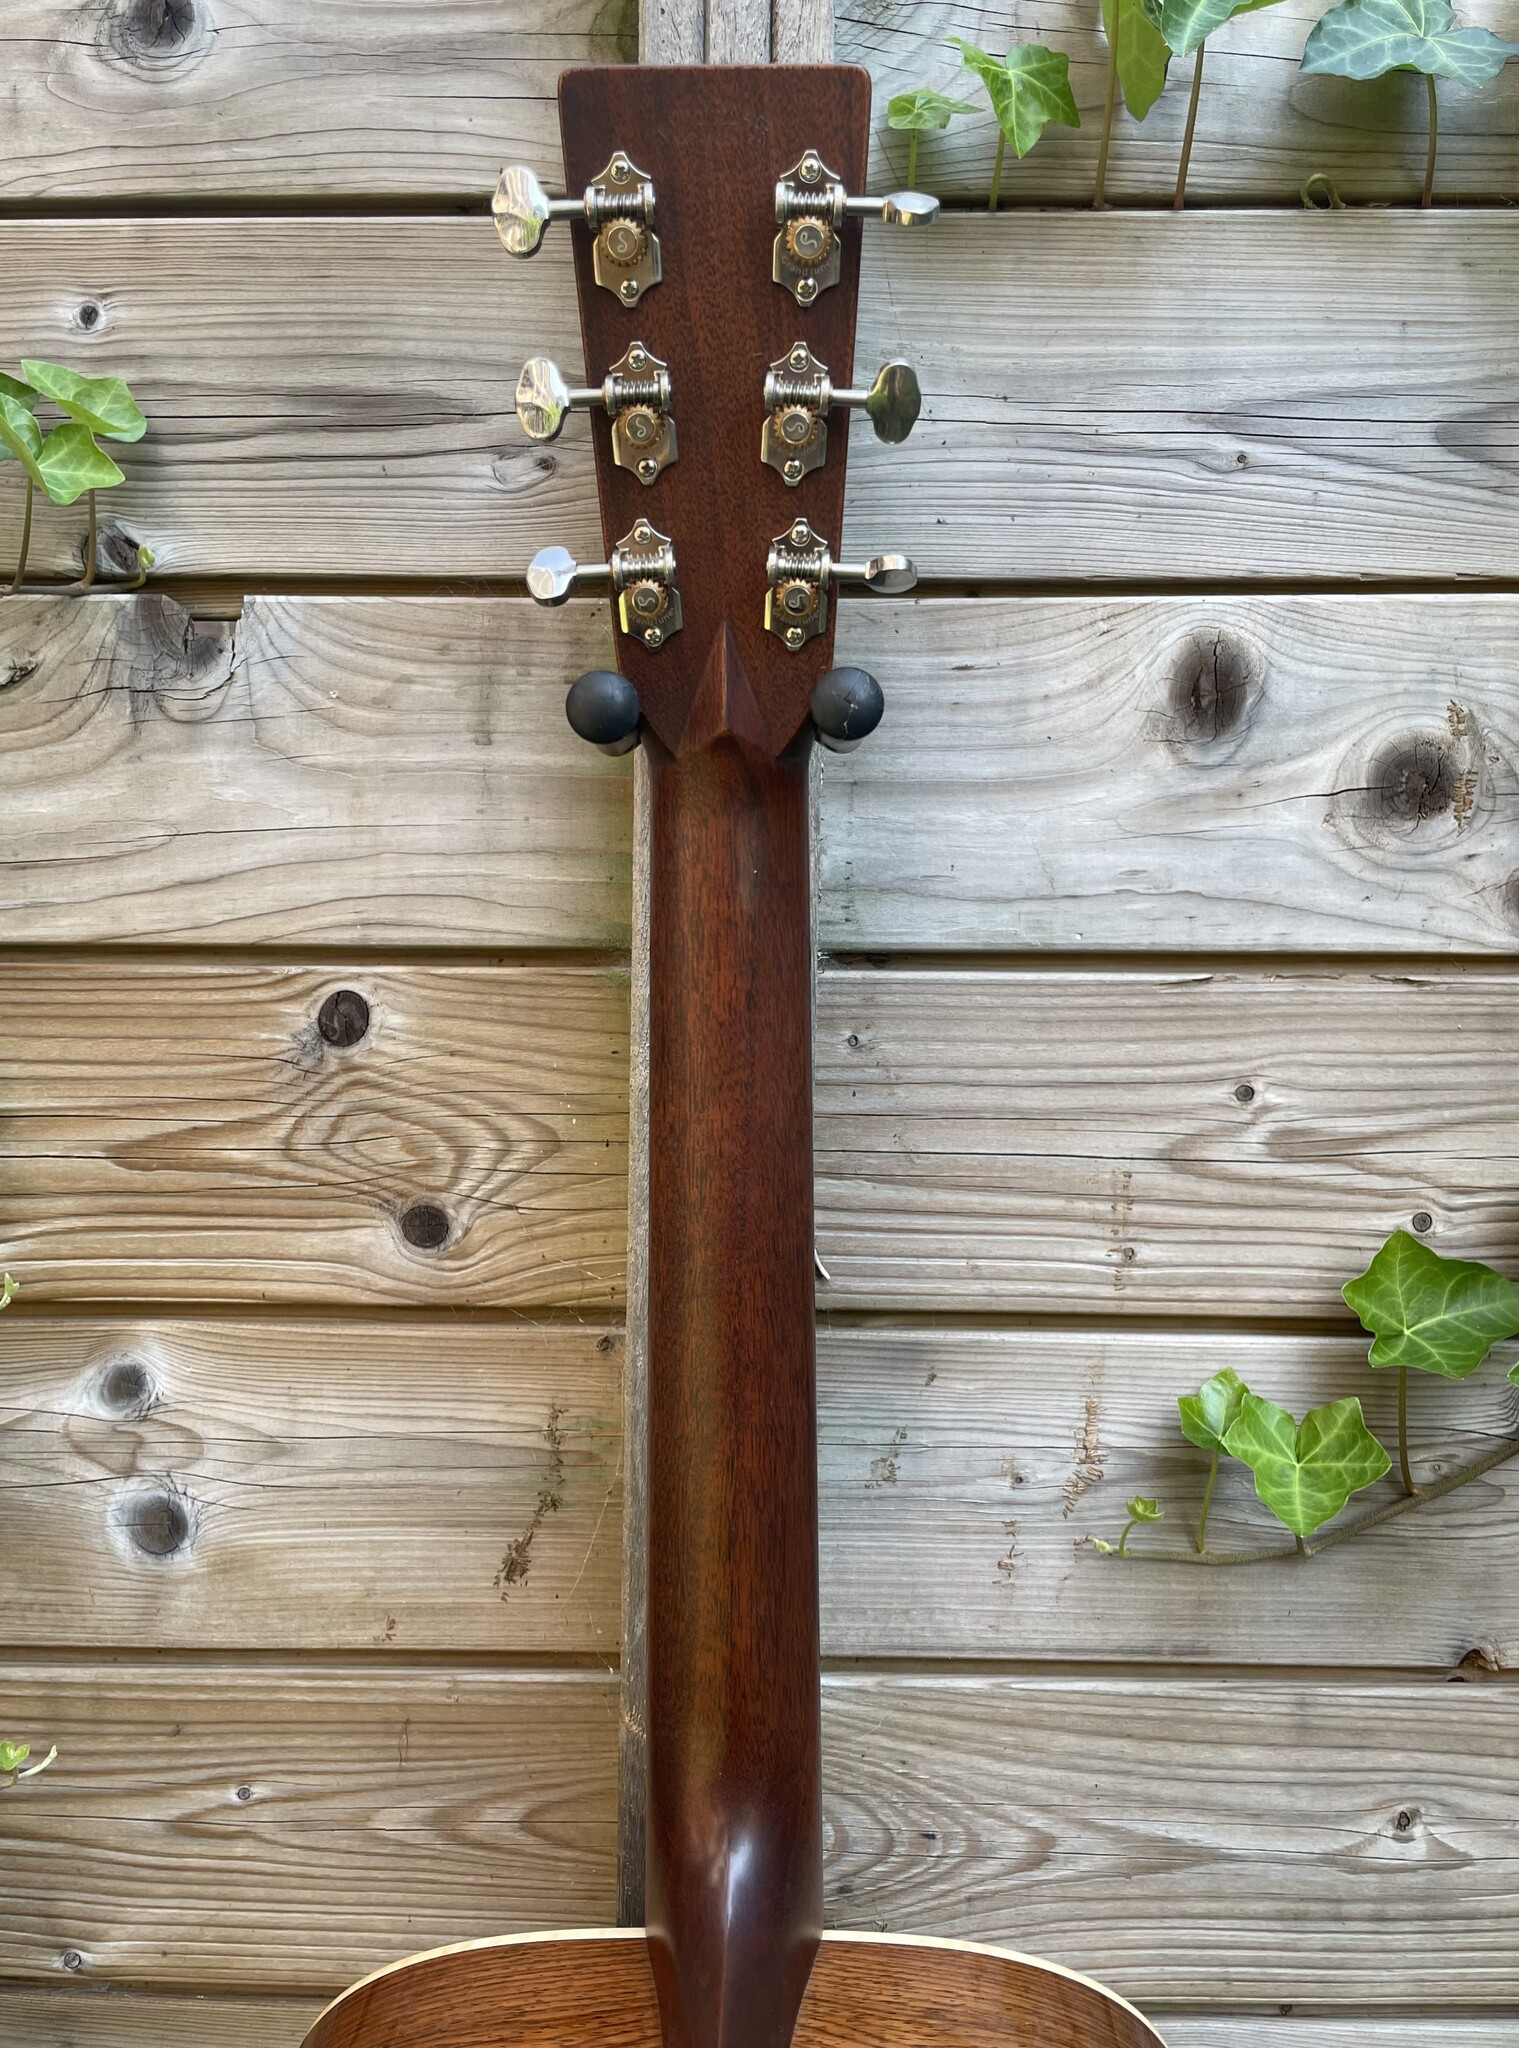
1098;1230;1519;1564
1;361;152;594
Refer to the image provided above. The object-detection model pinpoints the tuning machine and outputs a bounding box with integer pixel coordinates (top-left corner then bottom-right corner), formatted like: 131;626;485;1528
773;150;937;305
764;517;916;650
516;342;677;485
494;152;661;304
762;343;920;483
527;519;682;649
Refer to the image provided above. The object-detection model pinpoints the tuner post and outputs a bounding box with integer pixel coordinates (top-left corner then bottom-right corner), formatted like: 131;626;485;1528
773;148;939;305
762;343;922;482
764;517;917;650
494;152;662;305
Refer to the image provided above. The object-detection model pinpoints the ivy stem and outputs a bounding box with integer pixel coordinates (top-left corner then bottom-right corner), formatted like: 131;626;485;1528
989;131;1006;214
1113;1429;1519;1567
1422;73;1438;208
1195;1447;1219;1554
1094;16;1120;209
908;132;919;190
1397;1367;1420;1496
1173;43;1205;210
76;491;98;593
6;478;32;595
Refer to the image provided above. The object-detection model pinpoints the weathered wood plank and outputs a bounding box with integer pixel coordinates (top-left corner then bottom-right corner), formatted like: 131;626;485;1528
821;594;1519;955
0;960;628;1307
815;964;1519;1316
2;0;1514;206
0;214;1514;582
0;0;625;202
2;1663;1515;2002
852;0;1519;205
815;1327;1519;1666
6;1320;1514;1666
0;594;628;947
0;1317;622;1651
2;1992;1511;2048
0;1663;618;1991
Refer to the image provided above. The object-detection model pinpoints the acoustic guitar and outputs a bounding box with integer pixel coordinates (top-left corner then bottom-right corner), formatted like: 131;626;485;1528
303;64;1166;2048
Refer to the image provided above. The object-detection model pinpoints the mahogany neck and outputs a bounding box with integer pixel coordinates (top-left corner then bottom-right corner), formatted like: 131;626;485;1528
643;636;821;2048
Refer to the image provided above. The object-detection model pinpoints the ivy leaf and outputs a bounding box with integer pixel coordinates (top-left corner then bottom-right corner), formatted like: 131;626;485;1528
20;360;147;443
0;1743;28;1774
1101;0;1173;117
951;40;1082;155
0;371;38;410
0;394;46;485
1178;1366;1250;1453
1126;1495;1164;1522
887;87;979;132
1301;0;1519;83
1224;1393;1390;1538
0;1274;15;1310
36;422;125;507
1343;1230;1519;1379
1160;0;1285;57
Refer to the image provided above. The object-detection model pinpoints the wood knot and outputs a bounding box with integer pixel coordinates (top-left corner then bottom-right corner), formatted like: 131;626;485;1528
106;0;211;67
94;1354;158;1418
317;989;371;1048
400;1202;450;1251
1370;736;1458;825
113;1484;195;1559
74;301;104;335
1150;629;1258;751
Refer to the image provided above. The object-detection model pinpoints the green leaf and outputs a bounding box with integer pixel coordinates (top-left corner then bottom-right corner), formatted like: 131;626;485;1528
0;1743;28;1774
0;1274;15;1311
20;360;147;443
1178;1366;1250;1454
1224;1393;1390;1538
1101;0;1173;117
35;422;125;507
1160;0;1284;56
0;371;38;409
950;39;1082;155
887;87;979;132
0;393;46;483
1343;1229;1519;1379
1126;1495;1164;1522
1301;0;1519;83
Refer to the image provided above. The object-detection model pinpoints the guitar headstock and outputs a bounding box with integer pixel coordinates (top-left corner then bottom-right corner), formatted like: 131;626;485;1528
499;65;934;763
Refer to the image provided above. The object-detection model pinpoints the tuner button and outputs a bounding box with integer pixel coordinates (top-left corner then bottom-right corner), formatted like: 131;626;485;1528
567;670;642;755
834;553;918;596
494;166;562;256
881;190;940;228
862;362;921;444
811;667;885;754
516;358;573;441
527;545;609;606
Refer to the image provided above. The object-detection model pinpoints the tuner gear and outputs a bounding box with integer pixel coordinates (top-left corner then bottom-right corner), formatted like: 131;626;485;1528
773;149;939;304
761;345;922;482
526;521;683;650
494;152;662;304
515;343;677;485
764;518;918;649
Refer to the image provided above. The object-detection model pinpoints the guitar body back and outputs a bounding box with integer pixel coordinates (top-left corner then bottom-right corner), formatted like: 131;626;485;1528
304;1930;1167;2048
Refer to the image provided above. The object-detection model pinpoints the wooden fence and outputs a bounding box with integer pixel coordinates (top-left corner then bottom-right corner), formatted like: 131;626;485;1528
2;0;1517;2042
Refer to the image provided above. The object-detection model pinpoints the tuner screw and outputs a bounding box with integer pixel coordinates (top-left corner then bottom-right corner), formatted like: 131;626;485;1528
811;665;885;754
773;150;939;304
566;669;642;755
